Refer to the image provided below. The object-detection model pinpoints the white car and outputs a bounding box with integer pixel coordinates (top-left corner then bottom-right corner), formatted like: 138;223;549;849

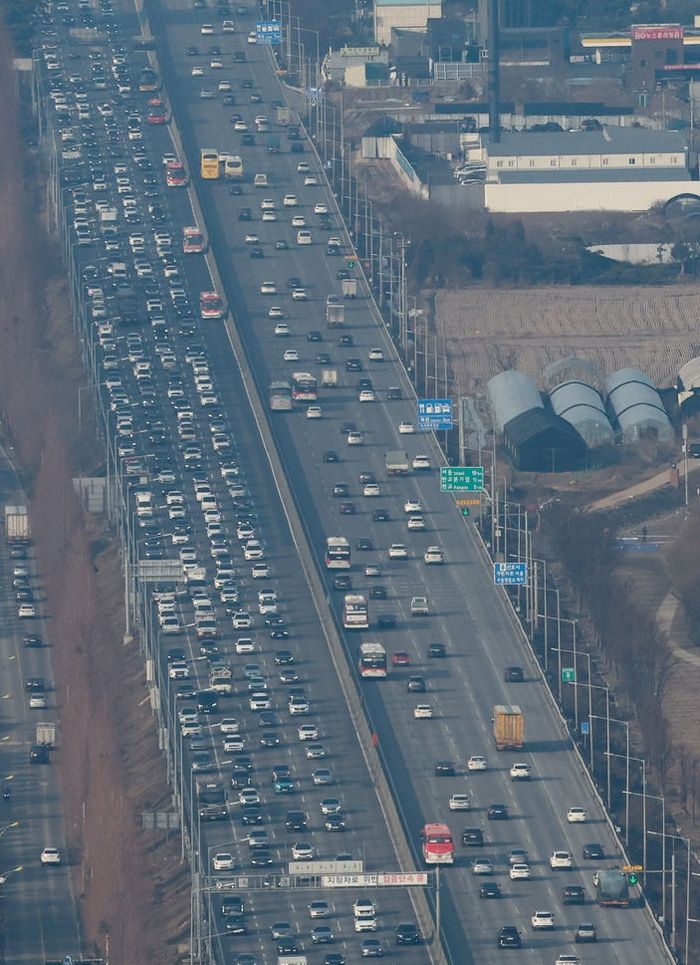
304;175;318;186
220;718;240;734
283;194;298;207
291;214;306;227
200;23;214;34
274;323;290;337
260;198;275;210
298;724;319;741
239;788;260;805
413;704;433;719
354;917;377;933
235;638;255;654
531;911;555;930
424;546;444;565
247;29;257;42
410;596;429;615
40;847;61;865
403;499;422;513
283;349;300;362
18;604;36;618
251;563;270;579
567;806;587;823
406;514;425;531
262;211;276;222
314;202;328;214
467;755;487;771
388;544;408;560
510;762;531;780
191;65;204;76
368;348;384;361
292;842;314;860
29;694;47;709
412;454;431;470
212;853;234;871
347;431;364;446
550;851;573;870
358;390;375;402
354;898;376;919
260;281;277;294
210;59;223;69
509;863;531;880
245;233;259;244
471;858;493;875
306;406;323;419
268;306;285;319
363;483;381;497
398;421;415;434
291;288;308;300
448;793;471;811
297;230;312;245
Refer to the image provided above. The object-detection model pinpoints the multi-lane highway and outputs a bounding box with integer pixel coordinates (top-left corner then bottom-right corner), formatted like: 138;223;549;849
0;446;81;962
30;0;674;961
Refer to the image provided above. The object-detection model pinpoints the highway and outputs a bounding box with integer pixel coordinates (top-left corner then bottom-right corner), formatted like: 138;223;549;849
0;445;81;962
145;2;673;962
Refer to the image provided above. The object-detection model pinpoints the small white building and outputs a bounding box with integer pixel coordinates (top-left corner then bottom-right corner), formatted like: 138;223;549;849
481;128;695;213
322;46;390;87
374;0;442;46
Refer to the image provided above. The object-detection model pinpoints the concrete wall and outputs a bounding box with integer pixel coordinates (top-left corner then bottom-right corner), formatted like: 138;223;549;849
485;179;699;212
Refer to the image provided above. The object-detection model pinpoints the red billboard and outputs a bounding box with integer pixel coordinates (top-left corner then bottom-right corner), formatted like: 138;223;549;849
632;24;683;41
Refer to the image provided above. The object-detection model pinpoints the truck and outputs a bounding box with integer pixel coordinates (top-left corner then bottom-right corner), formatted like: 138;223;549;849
326;300;345;327
493;704;524;751
595;869;630;907
197;779;227;821
209;663;233;694
341;277;358;298
98;205;118;234
36;722;56;747
321;369;338;388
275;105;291;126
5;505;29;544
385;450;410;476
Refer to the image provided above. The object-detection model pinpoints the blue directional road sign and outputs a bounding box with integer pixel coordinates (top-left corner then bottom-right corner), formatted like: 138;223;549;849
493;562;527;586
417;398;453;431
256;20;282;44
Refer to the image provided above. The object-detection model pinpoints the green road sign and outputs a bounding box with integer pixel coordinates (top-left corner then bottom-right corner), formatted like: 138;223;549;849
561;667;576;683
461;508;470;517
628;873;639;885
440;466;484;493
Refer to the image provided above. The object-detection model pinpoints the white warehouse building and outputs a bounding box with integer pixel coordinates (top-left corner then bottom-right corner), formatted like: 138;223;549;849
481;128;694;213
374;0;442;46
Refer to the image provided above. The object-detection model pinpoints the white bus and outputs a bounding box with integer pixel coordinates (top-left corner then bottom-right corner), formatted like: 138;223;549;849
343;593;368;630
325;536;351;569
359;642;387;679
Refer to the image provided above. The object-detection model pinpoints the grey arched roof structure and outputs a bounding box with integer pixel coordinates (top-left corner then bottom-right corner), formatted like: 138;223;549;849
605;368;673;443
487;370;543;433
549;380;614;448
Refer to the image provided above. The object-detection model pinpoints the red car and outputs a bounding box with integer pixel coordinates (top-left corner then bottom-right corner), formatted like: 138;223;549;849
391;651;410;666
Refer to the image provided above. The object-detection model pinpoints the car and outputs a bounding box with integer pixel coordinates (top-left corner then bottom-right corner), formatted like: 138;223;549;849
368;348;384;361
325;814;346;831
550;850;573;869
286;810;308;830
388;543;408;560
398;421;415;434
298;724;318;741
373;508;390;522
312;925;334;944
391;651;410;666
347;431;364;445
582;842;604;860
292;842;314;860
462;827;483;845
555;958;580;965
487;803;509;820
323;450;339;463
356;537;374;551
361;938;384;957
40;847;61;865
497;926;521;948
509;862;531;880
434;760;455;777
270;921;292;939
410;596;429;616
18;603;36;618
467;755;487;771
353;898;376;918
403;499;422;513
563;884;586;904
413;704;433;719
283;349;299;362
575;922;597;943
424;546;444;565
276;936;300;954
508;847;529;865
29;694;47;709
510;762;531;780
449;794;471;811
363;483;380;496
312;768;334;786
531;911;555;930
407;676;426;692
213;852;234;870
567;807;587;823
472;857;494;875
504;665;524;682
413;454;431;470
395;922;420;945
480;881;501;898
427;642;446;658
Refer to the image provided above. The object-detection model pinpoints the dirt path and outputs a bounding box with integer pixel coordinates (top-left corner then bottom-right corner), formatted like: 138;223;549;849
588;461;700;512
0;27;188;965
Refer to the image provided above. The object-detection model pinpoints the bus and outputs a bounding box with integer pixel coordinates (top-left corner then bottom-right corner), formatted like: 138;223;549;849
325;536;351;569
291;372;318;402
343;593;368;630
224;155;244;180
199;290;224;319
182;226;205;254
269;380;293;411
200;149;220;180
359;642;387;679
146;97;168;124
421;823;455;865
138;66;158;92
165;160;188;187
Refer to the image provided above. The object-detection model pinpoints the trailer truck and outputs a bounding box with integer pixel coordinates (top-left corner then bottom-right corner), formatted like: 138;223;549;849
5;505;29;544
493;705;524;750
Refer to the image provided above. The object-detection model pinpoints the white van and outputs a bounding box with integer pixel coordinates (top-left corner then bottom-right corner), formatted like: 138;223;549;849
135;491;154;518
296;230;312;246
254;172;268;188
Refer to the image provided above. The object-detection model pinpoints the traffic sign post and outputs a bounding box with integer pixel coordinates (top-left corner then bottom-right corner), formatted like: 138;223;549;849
418;398;453;431
440;467;484;492
561;667;576;683
256;20;282;44
493;562;527;586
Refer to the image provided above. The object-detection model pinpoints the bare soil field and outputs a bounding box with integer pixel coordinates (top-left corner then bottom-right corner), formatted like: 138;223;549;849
0;27;188;964
434;285;700;395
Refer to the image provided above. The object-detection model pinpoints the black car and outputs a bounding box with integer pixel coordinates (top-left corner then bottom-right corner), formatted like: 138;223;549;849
339;503;356;516
323;450;339;463
358;471;375;483
221;896;245;916
287;276;302;289
285;810;307;831
325;814;346;831
582;842;604;860
333;575;352;591
462;828;484;846
377;614;396;629
563;884;586;904
497;926;521;948
395;922;420;946
242;133;255;146
434;760;456;777
333;483;349;497
225;914;247;934
260;732;280;747
307;330;322;342
274;650;294;665
198;691;218;714
575;922;597;943
276;936;300;954
346;358;362;371
270;627;290;639
238;207;253;221
26;678;45;693
175;683;197;701
30;744;50;764
316;353;332;365
241;804;263;825
356;538;374;551
23;635;42;648
370;586;387;600
487;803;509;820
250;849;273;867
387;386;403;400
338;335;354;347
250;247;264;259
428;643;446;658
504;665;524;682
373;508;390;521
407;676;426;693
480;881;501;898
